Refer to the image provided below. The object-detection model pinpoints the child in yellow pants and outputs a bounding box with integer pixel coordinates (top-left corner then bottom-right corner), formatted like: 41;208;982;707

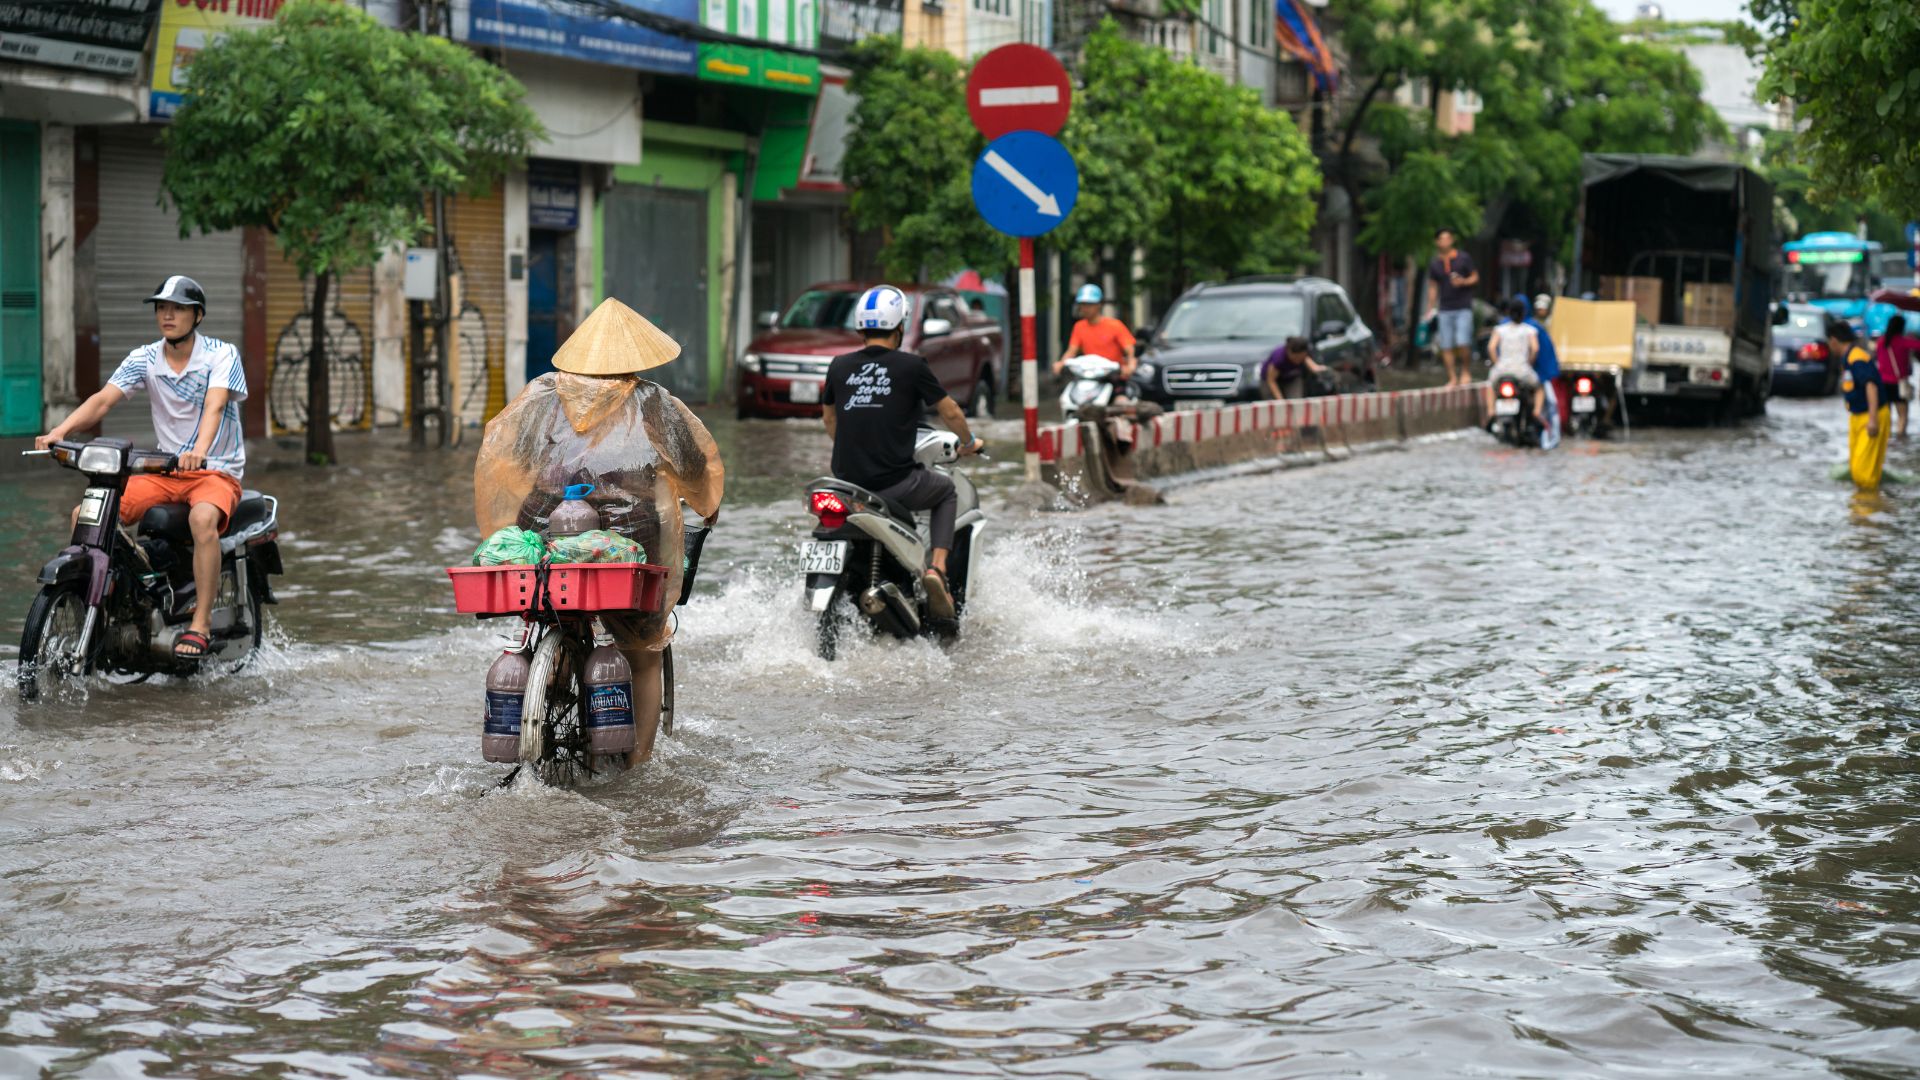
1835;323;1888;489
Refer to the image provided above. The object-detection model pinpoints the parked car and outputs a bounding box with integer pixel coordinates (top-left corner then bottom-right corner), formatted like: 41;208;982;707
1137;277;1378;409
736;283;1004;420
1771;301;1839;396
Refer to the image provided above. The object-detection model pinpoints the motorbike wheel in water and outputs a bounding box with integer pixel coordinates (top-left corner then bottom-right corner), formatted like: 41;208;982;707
17;583;92;703
816;586;848;661
519;628;627;786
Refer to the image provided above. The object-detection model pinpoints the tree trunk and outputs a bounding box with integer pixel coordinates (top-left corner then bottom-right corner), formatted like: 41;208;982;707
306;270;335;465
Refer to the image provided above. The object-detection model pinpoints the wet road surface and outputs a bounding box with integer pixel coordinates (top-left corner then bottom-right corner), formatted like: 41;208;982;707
2;397;1919;1077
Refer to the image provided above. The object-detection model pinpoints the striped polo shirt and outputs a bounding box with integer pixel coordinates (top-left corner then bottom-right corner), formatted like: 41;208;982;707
108;334;249;479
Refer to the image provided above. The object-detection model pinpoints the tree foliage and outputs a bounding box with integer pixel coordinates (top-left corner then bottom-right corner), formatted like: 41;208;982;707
842;22;1320;298
1755;0;1920;217
163;0;540;461
1759;131;1907;242
1329;0;1722;264
842;36;1009;281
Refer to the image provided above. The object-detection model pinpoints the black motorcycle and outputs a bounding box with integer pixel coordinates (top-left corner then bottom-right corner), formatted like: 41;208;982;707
1488;377;1544;448
18;437;283;701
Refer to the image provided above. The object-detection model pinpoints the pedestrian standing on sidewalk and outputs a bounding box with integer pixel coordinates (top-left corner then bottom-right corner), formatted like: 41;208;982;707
1834;321;1888;490
1426;228;1479;387
1874;315;1920;438
1261;336;1329;400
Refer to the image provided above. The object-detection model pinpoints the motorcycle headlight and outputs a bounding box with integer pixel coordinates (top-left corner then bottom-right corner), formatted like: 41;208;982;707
1135;361;1156;379
737;351;762;372
77;444;124;474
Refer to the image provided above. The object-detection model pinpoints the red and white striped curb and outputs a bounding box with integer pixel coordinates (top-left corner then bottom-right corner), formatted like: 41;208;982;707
1037;383;1483;462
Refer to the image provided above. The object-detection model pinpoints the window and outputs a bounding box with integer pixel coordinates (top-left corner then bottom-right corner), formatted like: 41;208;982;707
1248;0;1269;47
1313;293;1349;334
1159;293;1308;342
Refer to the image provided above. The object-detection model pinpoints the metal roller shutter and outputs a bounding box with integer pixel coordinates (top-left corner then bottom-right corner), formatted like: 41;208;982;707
95;126;244;384
450;188;507;426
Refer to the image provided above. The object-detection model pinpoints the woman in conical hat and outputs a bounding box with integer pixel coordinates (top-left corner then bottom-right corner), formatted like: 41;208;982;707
474;298;724;765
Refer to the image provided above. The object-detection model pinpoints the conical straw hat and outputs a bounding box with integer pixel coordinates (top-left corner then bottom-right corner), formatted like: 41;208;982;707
552;298;681;375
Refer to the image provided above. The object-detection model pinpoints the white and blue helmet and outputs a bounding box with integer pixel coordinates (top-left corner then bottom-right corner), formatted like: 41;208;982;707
854;285;909;331
1075;283;1104;305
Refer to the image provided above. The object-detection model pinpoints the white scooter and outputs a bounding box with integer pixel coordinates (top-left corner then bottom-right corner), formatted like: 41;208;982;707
1059;355;1132;422
799;429;987;660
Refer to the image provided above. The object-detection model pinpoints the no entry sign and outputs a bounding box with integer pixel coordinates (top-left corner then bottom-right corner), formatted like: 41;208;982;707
966;43;1071;141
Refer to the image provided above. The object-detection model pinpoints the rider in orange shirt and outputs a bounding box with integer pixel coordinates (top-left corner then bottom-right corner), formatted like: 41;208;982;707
1053;284;1138;389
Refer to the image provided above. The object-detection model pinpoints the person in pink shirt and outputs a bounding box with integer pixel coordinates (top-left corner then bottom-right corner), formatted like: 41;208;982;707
1875;315;1920;438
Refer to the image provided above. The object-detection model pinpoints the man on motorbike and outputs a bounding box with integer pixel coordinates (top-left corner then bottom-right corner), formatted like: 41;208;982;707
821;285;983;621
1484;298;1545;429
474;297;724;766
1053;284;1137;388
1518;293;1561;449
35;276;247;660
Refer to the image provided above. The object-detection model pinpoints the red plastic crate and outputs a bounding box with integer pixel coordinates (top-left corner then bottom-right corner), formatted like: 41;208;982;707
447;562;669;615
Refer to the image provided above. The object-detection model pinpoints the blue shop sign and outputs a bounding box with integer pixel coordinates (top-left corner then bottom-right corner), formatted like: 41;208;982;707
458;0;697;76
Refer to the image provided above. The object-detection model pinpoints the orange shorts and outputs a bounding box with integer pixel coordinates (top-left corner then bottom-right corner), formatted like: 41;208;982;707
119;470;243;531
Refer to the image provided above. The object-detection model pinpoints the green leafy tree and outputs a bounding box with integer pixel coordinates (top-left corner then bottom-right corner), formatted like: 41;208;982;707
842;36;1009;281
162;0;540;463
842;23;1319;306
1759;131;1906;242
1756;0;1920;217
1060;22;1319;297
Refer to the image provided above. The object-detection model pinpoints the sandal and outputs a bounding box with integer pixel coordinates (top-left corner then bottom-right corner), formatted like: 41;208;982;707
922;567;956;621
174;629;210;660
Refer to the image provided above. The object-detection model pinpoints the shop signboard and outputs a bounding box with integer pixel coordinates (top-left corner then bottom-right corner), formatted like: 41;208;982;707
528;160;580;230
149;0;286;119
0;0;161;77
454;0;697;76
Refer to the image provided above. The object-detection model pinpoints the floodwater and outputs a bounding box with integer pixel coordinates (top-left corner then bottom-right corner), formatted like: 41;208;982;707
2;397;1918;1078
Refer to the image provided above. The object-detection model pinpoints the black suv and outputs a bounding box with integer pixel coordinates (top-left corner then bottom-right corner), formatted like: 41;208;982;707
1136;277;1378;408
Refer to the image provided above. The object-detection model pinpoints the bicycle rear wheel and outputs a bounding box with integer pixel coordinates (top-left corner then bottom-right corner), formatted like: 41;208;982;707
520;626;626;785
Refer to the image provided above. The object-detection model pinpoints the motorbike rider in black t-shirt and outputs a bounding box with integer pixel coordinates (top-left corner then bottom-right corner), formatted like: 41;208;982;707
821;285;984;620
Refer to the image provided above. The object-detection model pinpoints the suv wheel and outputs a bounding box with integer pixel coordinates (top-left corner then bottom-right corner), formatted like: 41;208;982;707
969;373;995;419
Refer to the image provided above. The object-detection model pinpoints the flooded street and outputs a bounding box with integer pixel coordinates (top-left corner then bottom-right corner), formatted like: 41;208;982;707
3;396;1919;1078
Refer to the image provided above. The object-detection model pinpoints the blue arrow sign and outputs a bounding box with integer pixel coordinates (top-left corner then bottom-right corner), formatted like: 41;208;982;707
972;131;1078;238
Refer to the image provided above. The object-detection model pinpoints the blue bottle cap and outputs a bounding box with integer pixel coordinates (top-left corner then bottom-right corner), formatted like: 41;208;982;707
563;483;595;500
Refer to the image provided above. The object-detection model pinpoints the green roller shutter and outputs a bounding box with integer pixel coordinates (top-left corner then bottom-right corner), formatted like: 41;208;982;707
0;121;41;436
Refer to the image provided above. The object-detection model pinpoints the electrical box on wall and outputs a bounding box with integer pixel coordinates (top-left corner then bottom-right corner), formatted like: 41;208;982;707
403;248;437;301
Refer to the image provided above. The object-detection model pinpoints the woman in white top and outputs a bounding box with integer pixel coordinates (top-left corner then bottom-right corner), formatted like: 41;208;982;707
1484;298;1544;425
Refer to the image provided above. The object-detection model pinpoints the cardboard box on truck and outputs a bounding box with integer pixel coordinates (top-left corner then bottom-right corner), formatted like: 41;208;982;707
1550;298;1637;370
1681;283;1735;332
1599;275;1662;325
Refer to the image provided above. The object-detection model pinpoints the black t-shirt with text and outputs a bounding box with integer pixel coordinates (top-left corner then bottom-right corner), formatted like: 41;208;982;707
823;344;950;489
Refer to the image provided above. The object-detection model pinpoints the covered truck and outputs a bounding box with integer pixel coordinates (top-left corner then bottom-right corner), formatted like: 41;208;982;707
1566;154;1776;427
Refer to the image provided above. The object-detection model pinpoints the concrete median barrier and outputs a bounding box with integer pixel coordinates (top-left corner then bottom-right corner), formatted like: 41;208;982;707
1040;384;1484;501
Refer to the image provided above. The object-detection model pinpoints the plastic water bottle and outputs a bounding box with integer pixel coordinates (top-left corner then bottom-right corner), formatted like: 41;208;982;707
584;644;636;755
483;648;531;762
548;483;601;539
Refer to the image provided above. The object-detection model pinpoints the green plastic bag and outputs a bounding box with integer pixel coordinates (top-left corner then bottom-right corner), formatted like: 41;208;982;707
546;529;645;564
472;526;547;566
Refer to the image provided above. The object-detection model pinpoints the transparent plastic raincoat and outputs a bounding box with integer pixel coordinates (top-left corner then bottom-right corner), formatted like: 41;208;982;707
474;372;724;650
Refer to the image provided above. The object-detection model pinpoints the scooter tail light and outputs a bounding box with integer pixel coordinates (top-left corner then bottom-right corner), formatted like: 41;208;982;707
809;490;848;529
1498;382;1517;398
1575;377;1593;395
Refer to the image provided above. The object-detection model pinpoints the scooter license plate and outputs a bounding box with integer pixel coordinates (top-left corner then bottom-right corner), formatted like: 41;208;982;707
790;380;823;405
1494;397;1522;417
77;487;110;527
1572;395;1597;414
799;540;847;575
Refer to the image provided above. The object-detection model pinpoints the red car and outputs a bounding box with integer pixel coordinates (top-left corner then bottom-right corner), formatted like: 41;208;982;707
737;282;1006;419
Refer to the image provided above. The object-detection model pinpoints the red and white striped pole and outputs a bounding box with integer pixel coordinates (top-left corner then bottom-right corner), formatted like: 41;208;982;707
1019;237;1039;482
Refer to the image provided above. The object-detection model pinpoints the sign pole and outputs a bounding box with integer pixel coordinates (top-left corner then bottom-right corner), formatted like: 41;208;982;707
1019;236;1039;482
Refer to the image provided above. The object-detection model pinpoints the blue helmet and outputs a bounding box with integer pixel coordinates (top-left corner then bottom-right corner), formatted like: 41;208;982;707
1075;283;1104;305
